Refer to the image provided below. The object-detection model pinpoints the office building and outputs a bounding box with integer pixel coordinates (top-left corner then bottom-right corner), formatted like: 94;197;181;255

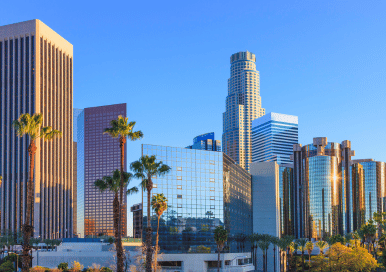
351;159;386;225
223;51;265;172
76;103;127;237
186;132;221;151
130;203;142;238
0;20;74;238
250;161;280;271
73;108;83;237
141;144;252;253
292;137;355;239
251;112;298;165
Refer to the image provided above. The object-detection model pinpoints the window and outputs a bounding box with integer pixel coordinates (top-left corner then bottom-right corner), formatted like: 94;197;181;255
177;176;182;180
153;184;157;188
177;185;182;189
210;196;215;200
177;167;182;171
177;195;182;199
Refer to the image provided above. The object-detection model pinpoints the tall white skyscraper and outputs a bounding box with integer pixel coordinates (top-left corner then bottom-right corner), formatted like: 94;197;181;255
222;51;265;171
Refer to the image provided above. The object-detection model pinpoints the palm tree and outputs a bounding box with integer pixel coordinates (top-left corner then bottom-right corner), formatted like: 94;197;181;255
305;241;314;263
316;240;327;255
297;238;308;272
283;235;294;272
104;115;143;272
131;155;170;272
12;113;62;272
214;225;228;272
249;233;261;269
258;237;271;272
94;170;138;250
270;236;279;272
151;193;168;272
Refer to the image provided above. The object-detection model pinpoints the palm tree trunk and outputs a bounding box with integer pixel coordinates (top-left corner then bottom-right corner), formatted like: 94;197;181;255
263;253;266;272
154;215;161;272
117;137;126;272
113;193;119;248
217;245;221;272
273;246;276;272
145;179;153;272
301;252;305;272
21;140;36;272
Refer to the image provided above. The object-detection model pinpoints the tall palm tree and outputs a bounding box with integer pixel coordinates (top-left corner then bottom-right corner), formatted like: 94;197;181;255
305;241;314;263
258;238;271;272
214;225;228;272
13;113;62;272
270;236;279;272
297;238;308;272
104;115;143;272
151;193;168;272
131;155;170;272
94;170;138;248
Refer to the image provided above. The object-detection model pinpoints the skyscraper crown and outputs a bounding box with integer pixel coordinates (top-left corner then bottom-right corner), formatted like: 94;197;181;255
230;51;256;63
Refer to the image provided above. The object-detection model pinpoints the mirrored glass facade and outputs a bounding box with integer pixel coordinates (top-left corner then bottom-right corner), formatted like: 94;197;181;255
350;160;386;224
186;132;221;151
279;165;294;236
142;144;251;253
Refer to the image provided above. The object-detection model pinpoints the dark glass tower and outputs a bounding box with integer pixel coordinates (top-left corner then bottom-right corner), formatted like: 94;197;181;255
77;103;127;237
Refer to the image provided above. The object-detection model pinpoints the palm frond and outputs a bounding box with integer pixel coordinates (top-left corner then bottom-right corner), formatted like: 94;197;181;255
126;186;139;196
42;127;63;141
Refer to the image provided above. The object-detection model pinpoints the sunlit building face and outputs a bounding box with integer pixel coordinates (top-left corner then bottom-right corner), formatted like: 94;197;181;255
222;51;265;172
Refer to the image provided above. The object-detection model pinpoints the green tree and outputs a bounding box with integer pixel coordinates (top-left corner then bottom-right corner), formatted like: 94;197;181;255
94;170;138;251
131;155;170;272
306;241;314;263
151;193;168;272
0;260;15;272
214;226;228;272
104;115;143;272
315;240;327;255
58;262;69;271
258;237;271;272
360;220;377;254
297;238;308;272
13;113;62;272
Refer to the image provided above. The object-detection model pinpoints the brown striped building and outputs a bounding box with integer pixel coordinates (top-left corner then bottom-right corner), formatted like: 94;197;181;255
0;19;74;239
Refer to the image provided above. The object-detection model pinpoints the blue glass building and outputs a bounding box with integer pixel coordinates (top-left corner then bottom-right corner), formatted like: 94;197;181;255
252;112;298;165
186;132;221;151
351;160;386;224
142;144;251;253
75;109;85;237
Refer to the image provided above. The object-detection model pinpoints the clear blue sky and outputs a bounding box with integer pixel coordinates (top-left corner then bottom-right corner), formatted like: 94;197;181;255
2;0;386;235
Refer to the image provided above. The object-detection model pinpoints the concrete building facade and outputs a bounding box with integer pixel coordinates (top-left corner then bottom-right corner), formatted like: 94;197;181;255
222;51;265;172
0;19;74;238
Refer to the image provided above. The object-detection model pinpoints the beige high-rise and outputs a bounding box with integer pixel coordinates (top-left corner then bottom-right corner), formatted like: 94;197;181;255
0;19;74;238
222;51;265;171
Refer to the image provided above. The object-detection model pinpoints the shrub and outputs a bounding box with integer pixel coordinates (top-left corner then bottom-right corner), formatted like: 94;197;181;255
0;260;15;272
58;262;69;271
100;268;113;272
71;261;84;271
30;266;51;272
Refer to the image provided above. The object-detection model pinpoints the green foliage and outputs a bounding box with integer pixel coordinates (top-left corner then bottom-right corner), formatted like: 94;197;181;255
103;115;143;140
196;245;211;253
130;155;171;191
58;262;69;270
0;253;22;267
100;267;114;272
0;260;14;272
328;234;345;245
315;240;328;254
360;219;377;244
214;225;228;250
151;193;168;217
13;113;62;141
94;169;138;195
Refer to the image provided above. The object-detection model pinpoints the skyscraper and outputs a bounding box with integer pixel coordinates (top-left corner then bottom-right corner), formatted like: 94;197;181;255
76;104;127;237
223;51;265;172
251;112;298;165
0;19;74;238
186;132;221;151
73;108;83;237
